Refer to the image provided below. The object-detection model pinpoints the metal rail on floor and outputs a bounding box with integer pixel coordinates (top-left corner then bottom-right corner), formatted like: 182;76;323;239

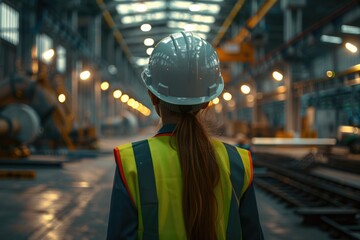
253;154;360;240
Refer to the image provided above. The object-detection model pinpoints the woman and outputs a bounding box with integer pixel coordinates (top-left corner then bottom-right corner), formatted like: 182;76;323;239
107;32;264;240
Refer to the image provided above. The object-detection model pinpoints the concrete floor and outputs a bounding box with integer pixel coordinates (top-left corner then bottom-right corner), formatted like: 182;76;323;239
0;136;333;239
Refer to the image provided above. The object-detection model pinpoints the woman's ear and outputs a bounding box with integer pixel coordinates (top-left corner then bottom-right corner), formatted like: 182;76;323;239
148;90;160;106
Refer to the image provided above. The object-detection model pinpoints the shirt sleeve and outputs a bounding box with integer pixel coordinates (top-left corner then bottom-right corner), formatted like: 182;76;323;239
107;167;138;240
239;182;264;240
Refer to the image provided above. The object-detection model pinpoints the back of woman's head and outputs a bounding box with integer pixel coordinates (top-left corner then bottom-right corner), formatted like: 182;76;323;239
142;32;224;239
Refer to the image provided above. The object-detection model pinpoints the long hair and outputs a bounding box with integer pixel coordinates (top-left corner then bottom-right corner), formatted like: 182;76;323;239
174;110;220;240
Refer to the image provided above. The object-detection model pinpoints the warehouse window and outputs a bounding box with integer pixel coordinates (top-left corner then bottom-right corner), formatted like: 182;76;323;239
0;3;19;45
56;45;66;73
36;34;53;63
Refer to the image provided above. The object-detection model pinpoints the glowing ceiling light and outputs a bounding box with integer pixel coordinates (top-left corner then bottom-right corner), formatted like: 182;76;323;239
223;92;232;101
272;71;283;81
113;89;122;99
143;108;151;116
133;101;140;109
146;48;154;55
58;94;66;103
326;70;336;78
167;21;211;33
80;70;91;80
277;86;286;93
135;57;149;66
184;24;195;31
320;35;342;44
246;95;254;103
120;94;129;103
141;23;152;32
42;49;55;62
212;97;220;105
127;98;135;106
189;4;201;12
341;25;360;35
240;84;251;94
144;38;154;46
135;3;147;12
108;65;117;75
137;103;144;110
345;42;358;53
101;81;110;91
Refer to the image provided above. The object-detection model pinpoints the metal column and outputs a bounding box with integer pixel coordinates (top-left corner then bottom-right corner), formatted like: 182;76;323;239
18;0;36;75
93;14;102;136
71;9;79;127
282;0;306;133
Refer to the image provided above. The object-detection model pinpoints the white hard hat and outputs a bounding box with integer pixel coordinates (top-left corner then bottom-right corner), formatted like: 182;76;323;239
142;32;224;106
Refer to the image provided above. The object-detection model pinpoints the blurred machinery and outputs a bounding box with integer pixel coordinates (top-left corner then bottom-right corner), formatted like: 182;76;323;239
0;74;98;158
337;125;360;154
0;104;40;158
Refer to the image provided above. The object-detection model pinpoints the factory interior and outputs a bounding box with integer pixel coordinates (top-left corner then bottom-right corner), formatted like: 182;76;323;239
0;0;360;239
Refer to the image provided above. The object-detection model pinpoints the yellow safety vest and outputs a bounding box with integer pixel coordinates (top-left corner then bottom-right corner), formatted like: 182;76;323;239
114;134;253;240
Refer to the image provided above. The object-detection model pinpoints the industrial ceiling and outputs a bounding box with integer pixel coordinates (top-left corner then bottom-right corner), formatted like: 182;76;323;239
95;0;359;70
14;0;360;90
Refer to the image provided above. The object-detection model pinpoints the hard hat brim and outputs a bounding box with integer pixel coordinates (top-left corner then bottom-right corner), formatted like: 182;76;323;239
143;69;224;105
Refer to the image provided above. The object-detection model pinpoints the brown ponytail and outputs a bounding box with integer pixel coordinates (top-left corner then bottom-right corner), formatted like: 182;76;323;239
174;111;220;240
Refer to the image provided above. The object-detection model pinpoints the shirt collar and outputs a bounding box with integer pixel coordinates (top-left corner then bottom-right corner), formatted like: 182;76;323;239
156;124;176;136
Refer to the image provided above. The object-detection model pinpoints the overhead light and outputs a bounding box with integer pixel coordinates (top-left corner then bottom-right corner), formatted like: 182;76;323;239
223;92;232;101
113;89;122;99
140;23;152;32
42;49;55;62
345;42;358;53
108;65;117;75
320;35;342;44
341;25;360;35
168;21;211;33
272;71;283;81
193;15;215;24
116;1;165;14
326;70;336;78
101;81;110;91
135;3;147;12
277;86;286;93
80;70;91;80
246;95;254;103
127;98;135;107
189;4;201;12
58;94;66;103
184;24;195;31
132;101;140;109
240;84;251;94
120;94;129;103
144;38;154;46
135;57;149;66
169;2;220;14
123;12;166;24
146;47;154;56
170;12;215;24
212;97;220;105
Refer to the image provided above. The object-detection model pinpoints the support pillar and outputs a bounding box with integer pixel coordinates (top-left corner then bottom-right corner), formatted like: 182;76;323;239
18;0;36;75
71;9;79;127
281;0;306;133
92;14;102;136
